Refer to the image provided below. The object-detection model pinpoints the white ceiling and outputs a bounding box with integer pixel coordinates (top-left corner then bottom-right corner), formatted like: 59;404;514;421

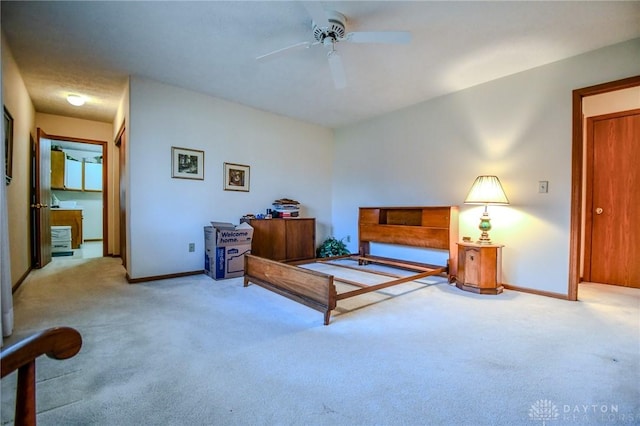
2;1;639;128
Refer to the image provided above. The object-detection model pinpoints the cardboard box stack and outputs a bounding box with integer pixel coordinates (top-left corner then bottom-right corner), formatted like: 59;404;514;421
204;222;253;280
51;225;72;256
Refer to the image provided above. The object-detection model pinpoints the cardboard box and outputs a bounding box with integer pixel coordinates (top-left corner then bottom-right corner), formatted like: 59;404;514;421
51;225;72;254
204;222;253;280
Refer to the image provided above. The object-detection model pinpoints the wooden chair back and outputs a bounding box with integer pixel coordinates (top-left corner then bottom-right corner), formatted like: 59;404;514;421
1;327;82;425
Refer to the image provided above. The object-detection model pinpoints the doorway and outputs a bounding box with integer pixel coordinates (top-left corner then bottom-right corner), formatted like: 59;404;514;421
32;132;108;267
569;75;640;300
114;122;126;269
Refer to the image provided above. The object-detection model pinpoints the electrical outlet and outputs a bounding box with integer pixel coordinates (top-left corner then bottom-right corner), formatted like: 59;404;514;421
346;235;351;243
538;181;549;193
188;243;195;252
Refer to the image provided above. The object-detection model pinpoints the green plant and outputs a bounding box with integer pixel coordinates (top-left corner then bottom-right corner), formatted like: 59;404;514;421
316;236;351;258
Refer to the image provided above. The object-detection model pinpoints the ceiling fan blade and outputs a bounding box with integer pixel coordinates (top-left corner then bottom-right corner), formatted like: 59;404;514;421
256;41;312;62
303;2;328;27
345;31;412;44
327;50;347;89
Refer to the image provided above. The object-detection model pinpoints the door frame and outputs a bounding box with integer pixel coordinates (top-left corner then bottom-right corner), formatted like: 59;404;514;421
42;134;109;258
114;121;126;268
569;75;640;300
32;131;52;268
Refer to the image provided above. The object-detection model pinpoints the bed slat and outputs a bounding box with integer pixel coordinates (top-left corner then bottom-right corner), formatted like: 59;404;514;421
335;268;444;300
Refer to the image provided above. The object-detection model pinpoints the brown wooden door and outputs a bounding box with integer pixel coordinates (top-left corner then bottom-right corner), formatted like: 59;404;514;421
585;109;640;287
34;129;52;268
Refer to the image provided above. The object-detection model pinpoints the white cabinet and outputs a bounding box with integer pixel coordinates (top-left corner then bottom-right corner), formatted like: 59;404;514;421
64;158;83;190
61;157;102;191
84;162;102;191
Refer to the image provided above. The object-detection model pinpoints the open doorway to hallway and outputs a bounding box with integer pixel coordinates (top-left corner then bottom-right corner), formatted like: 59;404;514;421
33;134;108;267
50;139;104;260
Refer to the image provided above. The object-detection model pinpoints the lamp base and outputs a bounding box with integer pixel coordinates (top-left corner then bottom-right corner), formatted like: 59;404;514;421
476;208;493;244
476;233;492;245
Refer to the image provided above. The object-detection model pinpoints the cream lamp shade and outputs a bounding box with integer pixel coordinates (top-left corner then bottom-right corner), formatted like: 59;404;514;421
464;175;509;244
464;175;509;205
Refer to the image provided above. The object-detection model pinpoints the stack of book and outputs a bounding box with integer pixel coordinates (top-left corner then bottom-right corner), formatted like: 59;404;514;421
272;198;300;218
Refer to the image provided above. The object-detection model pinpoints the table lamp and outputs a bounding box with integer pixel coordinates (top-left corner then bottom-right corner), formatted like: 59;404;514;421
464;175;509;244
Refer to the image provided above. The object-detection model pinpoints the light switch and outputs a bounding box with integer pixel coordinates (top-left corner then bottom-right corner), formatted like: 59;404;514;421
538;181;549;193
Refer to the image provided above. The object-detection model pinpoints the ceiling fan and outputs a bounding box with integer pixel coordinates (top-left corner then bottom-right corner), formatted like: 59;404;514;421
256;4;411;89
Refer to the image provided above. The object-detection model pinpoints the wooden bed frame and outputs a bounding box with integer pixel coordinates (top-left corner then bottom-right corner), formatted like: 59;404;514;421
244;206;459;325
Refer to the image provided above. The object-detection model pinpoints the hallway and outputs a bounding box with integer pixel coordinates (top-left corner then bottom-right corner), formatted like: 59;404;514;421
52;240;102;261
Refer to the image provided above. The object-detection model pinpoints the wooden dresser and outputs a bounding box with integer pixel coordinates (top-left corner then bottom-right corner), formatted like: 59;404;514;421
248;218;316;262
51;209;83;249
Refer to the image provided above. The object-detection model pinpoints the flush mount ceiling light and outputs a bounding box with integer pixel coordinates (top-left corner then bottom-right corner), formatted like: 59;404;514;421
66;94;85;106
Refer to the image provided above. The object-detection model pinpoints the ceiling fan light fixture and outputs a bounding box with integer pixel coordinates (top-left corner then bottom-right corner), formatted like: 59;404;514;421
67;94;85;106
313;11;346;42
257;8;411;90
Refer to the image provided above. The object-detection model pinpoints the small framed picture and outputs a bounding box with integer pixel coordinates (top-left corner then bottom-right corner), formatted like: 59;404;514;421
224;162;250;192
172;147;204;180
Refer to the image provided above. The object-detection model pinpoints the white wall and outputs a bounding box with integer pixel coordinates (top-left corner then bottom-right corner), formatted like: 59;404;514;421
2;35;36;286
128;77;334;279
332;38;640;296
583;86;640;117
36;113;112;141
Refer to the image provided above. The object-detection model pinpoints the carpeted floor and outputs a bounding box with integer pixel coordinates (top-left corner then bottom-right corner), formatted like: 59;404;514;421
2;256;639;425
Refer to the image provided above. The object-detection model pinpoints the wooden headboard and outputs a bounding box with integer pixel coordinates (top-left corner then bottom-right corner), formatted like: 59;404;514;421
358;206;459;276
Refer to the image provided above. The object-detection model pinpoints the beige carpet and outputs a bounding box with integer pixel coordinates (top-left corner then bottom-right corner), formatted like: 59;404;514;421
2;256;639;425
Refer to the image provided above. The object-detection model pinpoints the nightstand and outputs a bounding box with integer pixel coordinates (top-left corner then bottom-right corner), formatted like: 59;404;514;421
455;242;503;294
